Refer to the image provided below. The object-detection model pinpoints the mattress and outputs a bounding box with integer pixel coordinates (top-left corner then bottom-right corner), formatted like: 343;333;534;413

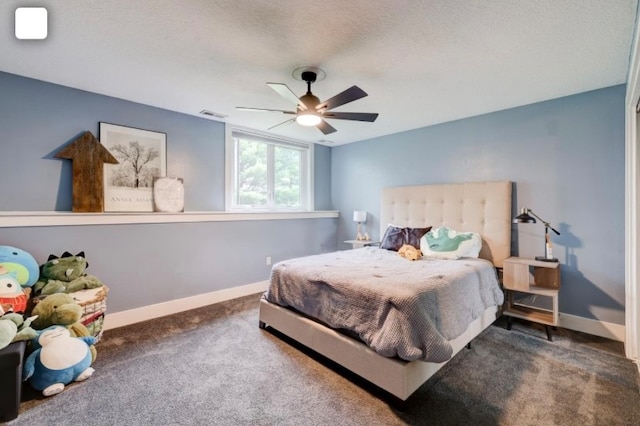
264;247;504;362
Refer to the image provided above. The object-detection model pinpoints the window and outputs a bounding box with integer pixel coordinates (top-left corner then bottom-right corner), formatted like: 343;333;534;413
225;126;313;211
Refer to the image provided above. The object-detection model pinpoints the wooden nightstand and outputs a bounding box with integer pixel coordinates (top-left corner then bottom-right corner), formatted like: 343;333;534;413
502;257;560;341
343;240;380;249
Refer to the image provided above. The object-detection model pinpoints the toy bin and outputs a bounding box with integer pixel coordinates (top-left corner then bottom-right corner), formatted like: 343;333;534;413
0;340;26;421
30;285;109;342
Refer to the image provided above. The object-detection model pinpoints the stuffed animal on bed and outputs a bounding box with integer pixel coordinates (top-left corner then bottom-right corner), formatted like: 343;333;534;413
30;293;97;362
0;266;29;313
33;251;104;296
398;244;422;261
420;226;482;260
0;245;39;288
23;325;95;396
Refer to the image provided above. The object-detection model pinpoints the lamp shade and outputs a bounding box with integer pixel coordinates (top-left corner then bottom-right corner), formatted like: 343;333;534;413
513;207;536;224
353;211;367;223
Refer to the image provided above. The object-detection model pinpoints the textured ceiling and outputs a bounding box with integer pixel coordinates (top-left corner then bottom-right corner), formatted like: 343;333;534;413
1;0;637;145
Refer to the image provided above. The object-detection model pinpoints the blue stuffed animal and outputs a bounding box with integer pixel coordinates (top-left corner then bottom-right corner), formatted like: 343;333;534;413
0;245;39;288
23;325;96;396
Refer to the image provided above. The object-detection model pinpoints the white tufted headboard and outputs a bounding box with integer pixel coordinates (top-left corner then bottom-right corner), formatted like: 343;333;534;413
380;181;512;268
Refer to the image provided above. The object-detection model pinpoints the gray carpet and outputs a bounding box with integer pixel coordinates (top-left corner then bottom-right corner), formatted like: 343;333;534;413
8;293;640;426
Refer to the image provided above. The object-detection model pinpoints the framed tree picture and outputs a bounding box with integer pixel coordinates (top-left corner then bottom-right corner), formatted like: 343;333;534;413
99;122;167;212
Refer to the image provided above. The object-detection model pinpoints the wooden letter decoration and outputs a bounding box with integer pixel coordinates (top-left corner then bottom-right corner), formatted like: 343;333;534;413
54;131;119;212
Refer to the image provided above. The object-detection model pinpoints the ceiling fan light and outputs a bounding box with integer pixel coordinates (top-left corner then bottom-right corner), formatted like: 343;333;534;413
296;112;322;126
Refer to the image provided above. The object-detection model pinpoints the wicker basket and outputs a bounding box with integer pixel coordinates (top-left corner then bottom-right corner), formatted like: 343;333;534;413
71;286;108;342
31;285;109;342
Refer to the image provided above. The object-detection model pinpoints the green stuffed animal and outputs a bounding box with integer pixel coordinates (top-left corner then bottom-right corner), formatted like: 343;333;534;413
30;293;97;362
34;251;104;296
0;312;37;350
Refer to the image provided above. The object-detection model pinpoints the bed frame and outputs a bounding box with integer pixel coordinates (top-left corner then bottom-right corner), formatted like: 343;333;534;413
259;181;512;401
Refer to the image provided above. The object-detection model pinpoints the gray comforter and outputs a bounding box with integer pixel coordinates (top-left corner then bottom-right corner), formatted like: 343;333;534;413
264;247;504;363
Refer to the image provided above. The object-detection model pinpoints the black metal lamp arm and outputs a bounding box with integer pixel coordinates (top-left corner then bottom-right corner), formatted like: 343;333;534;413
525;209;561;236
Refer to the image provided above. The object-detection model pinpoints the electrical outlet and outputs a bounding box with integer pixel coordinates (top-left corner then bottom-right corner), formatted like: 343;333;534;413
266;256;272;266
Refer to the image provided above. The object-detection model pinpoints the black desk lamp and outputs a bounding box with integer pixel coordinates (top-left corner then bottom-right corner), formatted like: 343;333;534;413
513;207;560;262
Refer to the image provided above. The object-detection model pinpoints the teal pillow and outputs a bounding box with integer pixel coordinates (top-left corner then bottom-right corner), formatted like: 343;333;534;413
420;226;482;260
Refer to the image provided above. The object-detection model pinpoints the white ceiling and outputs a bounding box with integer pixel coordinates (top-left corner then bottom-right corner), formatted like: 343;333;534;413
1;0;637;145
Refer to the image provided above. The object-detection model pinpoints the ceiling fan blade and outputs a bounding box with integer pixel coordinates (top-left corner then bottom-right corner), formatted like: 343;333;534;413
268;118;296;130
267;83;307;110
317;119;337;135
323;112;379;122
319;86;368;111
236;106;296;114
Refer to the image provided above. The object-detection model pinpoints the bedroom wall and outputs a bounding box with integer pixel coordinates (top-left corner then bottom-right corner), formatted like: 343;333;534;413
332;85;626;326
0;71;337;314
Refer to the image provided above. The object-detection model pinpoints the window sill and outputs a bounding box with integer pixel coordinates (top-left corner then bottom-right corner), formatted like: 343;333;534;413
0;210;339;228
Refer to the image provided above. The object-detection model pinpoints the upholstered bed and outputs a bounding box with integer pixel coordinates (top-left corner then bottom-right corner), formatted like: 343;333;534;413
258;181;512;401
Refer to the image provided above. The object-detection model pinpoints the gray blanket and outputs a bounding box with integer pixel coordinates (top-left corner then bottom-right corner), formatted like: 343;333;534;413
264;247;504;362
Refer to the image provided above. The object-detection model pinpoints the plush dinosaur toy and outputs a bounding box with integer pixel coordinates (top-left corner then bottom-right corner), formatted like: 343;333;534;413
30;293;97;362
33;251;104;296
23;326;95;396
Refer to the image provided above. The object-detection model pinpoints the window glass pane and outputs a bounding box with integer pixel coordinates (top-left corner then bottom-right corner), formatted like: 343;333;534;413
237;138;268;206
274;145;301;207
226;125;311;211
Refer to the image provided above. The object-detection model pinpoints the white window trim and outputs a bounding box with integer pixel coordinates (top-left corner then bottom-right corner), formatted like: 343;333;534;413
225;124;314;212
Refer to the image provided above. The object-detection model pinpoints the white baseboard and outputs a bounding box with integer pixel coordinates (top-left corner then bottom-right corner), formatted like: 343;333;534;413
103;280;269;330
558;312;625;342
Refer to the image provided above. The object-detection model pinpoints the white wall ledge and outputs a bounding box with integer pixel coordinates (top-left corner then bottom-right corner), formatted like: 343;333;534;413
0;210;339;228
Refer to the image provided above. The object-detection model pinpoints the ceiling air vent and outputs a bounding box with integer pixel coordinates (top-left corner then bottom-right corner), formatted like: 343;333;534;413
199;110;227;120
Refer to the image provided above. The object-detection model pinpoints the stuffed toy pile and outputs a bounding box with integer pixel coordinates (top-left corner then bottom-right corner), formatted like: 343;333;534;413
0;246;103;396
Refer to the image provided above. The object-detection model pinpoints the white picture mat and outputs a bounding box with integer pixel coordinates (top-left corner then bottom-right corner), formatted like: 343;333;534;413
100;122;167;212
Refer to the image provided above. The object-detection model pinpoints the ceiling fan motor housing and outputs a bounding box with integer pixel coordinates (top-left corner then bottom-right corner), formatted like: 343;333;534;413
299;93;320;110
301;71;317;83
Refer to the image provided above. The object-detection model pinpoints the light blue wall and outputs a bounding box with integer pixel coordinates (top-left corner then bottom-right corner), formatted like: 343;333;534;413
1;219;337;312
0;71;337;314
332;85;625;325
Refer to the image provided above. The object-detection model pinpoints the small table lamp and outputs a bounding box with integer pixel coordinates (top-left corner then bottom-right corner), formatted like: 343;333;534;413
353;210;368;241
513;207;561;262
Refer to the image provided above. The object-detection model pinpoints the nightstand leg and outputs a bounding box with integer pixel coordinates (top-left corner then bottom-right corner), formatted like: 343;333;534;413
545;325;552;341
506;316;513;330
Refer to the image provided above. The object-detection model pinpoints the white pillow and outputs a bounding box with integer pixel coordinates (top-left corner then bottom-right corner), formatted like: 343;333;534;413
420;226;482;260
